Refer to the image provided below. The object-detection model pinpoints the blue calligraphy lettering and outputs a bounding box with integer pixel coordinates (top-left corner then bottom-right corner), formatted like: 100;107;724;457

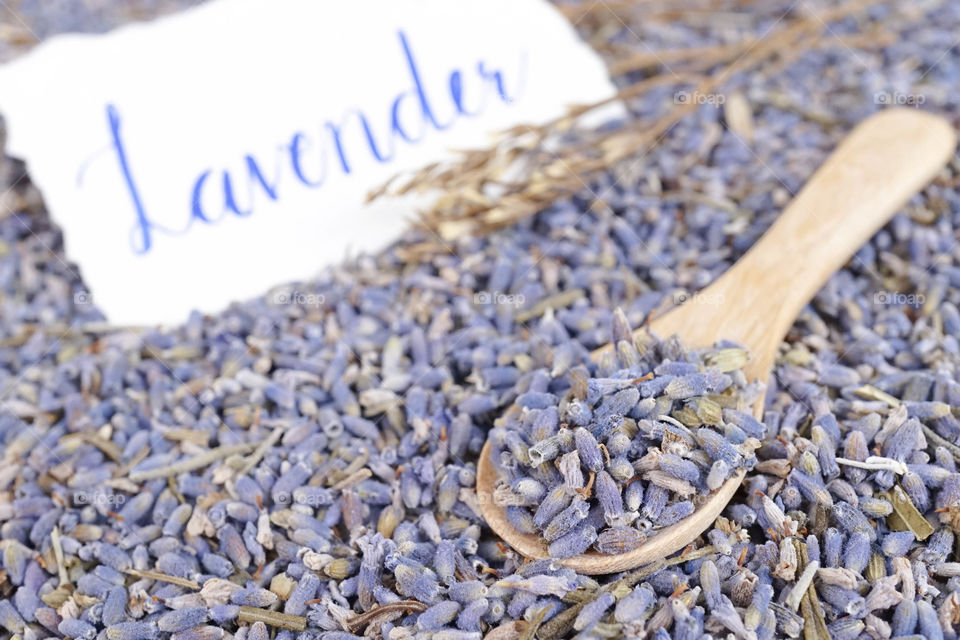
100;31;525;253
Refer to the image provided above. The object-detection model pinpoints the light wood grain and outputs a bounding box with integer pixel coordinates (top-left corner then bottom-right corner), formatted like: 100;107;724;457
478;108;956;574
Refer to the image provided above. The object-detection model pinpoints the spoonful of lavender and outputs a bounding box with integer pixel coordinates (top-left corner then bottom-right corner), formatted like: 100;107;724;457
477;107;957;574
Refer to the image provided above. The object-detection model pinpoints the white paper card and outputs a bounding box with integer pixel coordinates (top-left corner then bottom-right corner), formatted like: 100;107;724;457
0;0;617;325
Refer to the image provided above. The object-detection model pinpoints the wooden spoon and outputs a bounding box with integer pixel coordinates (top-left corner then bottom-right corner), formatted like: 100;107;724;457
477;108;956;574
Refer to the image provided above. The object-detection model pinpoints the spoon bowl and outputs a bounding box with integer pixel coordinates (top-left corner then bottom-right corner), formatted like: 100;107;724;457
478;108;957;574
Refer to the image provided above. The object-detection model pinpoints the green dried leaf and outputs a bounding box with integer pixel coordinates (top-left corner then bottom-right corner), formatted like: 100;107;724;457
519;605;552;640
795;539;830;640
853;385;900;408
672;406;701;428
866;553;886;583
704;348;749;372
883;484;935;541
707;389;741;409
692;397;723;425
237;607;307;631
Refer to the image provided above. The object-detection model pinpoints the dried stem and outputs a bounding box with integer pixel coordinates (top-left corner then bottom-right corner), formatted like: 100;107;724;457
237;607;308;631
128;442;258;482
344;600;427;633
124;568;200;590
50;526;69;586
372;0;885;247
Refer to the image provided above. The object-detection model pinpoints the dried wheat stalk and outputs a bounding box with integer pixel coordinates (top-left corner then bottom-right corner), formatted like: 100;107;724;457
372;0;891;246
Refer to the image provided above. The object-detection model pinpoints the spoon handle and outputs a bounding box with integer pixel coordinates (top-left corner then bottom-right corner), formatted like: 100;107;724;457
650;108;956;381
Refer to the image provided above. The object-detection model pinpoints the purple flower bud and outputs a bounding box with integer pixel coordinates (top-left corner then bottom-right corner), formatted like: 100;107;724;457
573;427;604;473
574;592;615;631
542;498;590;542
547;524;597;558
158;607;209;633
416;601;461;631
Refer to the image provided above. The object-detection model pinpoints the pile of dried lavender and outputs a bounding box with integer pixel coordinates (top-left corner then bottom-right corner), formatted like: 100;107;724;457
489;311;762;557
1;1;960;640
